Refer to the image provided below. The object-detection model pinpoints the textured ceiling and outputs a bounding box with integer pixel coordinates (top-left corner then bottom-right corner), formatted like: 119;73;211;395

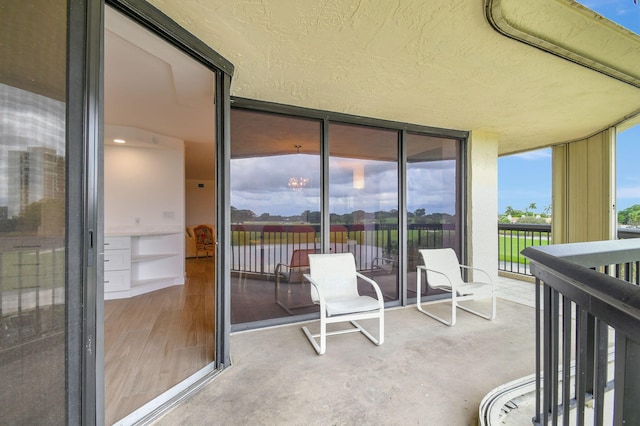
147;0;640;155
0;0;67;100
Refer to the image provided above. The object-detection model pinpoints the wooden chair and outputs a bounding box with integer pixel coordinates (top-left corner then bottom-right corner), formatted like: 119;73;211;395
193;225;215;259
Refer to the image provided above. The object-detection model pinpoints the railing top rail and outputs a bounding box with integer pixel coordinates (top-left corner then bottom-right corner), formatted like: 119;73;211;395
618;227;640;239
230;223;458;232
523;242;640;340
498;223;551;231
524;238;640;268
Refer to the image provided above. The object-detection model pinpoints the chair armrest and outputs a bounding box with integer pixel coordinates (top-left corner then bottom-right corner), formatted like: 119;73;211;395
275;263;289;275
372;256;396;266
372;257;397;272
303;273;325;309
416;265;455;289
355;272;385;305
458;264;493;285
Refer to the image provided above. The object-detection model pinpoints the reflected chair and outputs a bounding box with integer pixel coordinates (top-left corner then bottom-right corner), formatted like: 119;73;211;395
302;253;384;355
371;256;398;275
416;248;495;326
275;248;317;314
329;225;349;253
194;225;215;259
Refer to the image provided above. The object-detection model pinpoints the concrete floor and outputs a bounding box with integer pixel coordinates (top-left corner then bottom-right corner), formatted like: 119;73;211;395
154;277;538;426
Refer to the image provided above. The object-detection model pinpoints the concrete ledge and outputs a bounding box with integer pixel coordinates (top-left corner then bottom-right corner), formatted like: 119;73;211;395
498;271;535;283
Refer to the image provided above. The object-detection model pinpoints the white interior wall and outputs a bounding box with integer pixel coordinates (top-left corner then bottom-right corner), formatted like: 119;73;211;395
185;179;215;226
467;131;499;281
104;127;185;236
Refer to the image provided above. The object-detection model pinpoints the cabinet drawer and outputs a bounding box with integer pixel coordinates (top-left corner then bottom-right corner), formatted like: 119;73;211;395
104;270;130;292
104;249;131;270
104;236;130;250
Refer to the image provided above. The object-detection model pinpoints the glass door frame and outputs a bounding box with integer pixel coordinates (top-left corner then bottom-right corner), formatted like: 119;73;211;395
75;0;235;423
229;97;469;329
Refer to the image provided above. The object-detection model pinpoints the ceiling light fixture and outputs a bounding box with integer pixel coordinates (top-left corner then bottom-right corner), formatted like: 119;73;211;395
113;138;126;144
288;176;310;191
288;145;309;190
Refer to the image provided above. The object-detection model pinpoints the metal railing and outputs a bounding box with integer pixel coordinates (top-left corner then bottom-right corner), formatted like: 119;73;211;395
0;236;65;351
618;227;640;240
230;223;457;277
523;239;640;425
498;223;552;276
499;224;640;277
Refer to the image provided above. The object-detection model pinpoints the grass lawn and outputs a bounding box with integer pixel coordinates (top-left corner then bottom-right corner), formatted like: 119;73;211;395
1;249;65;292
499;233;550;264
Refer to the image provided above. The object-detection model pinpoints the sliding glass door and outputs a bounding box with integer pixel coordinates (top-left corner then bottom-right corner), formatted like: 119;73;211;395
103;5;219;423
406;132;462;301
0;0;69;423
230;108;322;324
229;102;465;326
328;123;399;302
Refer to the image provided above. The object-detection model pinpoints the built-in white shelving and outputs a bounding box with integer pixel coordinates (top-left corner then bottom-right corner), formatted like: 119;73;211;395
104;232;184;300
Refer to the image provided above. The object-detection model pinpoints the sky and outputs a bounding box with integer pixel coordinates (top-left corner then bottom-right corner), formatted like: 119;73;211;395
498;0;640;215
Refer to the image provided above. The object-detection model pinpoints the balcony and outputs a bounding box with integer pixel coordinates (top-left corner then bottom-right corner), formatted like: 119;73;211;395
154;235;640;425
5;228;640;424
154;274;538;425
498;224;640;278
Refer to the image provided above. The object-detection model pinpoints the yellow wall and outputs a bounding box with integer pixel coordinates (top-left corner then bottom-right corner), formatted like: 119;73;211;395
552;129;615;243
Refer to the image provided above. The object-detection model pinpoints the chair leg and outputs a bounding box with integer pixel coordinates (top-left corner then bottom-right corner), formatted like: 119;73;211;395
350;320;383;346
416;269;456;326
457;293;496;321
302;315;383;355
417;298;456;326
275;273;316;315
302;325;324;355
320;319;326;355
302;313;328;355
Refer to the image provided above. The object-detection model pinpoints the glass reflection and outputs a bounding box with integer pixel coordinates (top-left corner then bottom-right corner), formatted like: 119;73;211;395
329;122;399;301
230;109;321;323
0;83;66;422
406;132;461;300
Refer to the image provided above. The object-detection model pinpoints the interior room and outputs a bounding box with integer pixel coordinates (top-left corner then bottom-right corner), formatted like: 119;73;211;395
103;7;217;424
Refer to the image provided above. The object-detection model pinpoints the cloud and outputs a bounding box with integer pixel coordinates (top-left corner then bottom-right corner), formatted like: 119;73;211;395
617;186;640;199
231;155;458;216
505;148;551;161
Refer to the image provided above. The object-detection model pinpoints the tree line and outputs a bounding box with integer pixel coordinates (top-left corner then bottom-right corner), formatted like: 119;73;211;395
619;204;640;227
231;206;455;225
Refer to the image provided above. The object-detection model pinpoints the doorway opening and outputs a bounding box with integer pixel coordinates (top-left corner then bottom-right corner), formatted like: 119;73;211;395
103;6;217;423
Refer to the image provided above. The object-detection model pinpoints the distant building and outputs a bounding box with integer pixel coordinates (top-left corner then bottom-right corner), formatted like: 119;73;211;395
7;147;65;218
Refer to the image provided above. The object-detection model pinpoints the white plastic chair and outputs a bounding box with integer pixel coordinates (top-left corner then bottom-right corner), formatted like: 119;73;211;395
416;248;496;326
302;253;384;355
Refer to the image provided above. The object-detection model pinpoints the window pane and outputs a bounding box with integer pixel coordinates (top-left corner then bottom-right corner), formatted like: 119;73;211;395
103;6;219;422
329;123;399;301
0;1;68;423
406;132;461;300
230;109;321;323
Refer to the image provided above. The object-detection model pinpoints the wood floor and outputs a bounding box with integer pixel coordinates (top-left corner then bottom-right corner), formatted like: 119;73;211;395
103;258;423;423
104;257;215;425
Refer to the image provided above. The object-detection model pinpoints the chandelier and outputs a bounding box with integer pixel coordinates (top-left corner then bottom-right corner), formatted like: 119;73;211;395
288;145;309;190
288;176;309;190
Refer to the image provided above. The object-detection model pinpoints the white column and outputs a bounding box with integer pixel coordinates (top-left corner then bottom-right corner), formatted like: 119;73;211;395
467;131;499;282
